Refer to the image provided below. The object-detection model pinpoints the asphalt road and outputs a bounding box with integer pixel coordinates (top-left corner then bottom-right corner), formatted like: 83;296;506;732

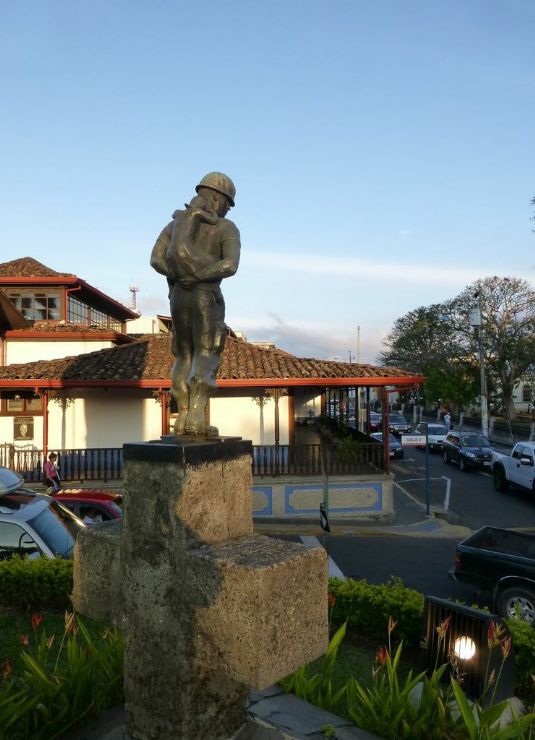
392;446;535;531
324;534;492;609
281;446;535;609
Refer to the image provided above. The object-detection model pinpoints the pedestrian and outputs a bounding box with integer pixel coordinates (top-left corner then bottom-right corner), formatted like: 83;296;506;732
444;412;452;433
43;452;61;492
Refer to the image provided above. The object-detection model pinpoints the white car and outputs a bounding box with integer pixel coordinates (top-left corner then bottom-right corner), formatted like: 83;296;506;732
0;467;84;560
414;423;448;451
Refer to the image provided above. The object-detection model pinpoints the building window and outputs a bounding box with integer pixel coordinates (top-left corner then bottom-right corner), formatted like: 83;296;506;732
67;295;90;323
523;387;533;402
1;396;43;415
8;292;60;321
67;295;121;331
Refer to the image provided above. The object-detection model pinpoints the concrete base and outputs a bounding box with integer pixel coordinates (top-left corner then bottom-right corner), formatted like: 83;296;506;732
73;437;329;740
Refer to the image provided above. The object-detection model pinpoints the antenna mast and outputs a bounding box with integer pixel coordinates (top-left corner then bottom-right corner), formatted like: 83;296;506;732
129;285;140;311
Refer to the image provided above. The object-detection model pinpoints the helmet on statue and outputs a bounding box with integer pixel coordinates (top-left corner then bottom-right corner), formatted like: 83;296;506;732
195;172;236;207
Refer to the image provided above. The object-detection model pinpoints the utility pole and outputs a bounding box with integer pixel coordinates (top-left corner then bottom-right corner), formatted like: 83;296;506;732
356;325;361;364
470;293;489;437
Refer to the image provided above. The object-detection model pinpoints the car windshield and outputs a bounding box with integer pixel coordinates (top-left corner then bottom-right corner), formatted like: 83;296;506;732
390;415;407;423
428;425;447;434
461;434;490;447
28;500;84;558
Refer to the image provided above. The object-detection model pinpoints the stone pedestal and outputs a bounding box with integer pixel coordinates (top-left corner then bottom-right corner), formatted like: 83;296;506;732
73;437;328;740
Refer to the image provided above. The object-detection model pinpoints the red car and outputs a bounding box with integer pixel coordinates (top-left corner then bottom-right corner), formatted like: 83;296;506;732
51;489;122;523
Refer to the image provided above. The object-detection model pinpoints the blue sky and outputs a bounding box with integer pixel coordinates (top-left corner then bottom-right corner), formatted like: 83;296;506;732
1;1;534;363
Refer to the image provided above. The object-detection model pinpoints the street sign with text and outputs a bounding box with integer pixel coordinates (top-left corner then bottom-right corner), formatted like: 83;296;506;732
401;434;426;446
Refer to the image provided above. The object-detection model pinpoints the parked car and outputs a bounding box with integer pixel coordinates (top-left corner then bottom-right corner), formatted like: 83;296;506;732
492;442;535;494
414;422;447;451
442;431;493;472
0;468;84;560
51;489;123;522
389;414;411;437
370;432;404;459
368;412;382;432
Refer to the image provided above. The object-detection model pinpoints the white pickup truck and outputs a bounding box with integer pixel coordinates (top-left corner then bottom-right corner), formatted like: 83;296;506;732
492;442;535;494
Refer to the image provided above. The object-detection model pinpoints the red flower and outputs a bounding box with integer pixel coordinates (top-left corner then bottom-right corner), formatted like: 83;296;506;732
327;592;336;609
376;645;388;665
436;614;451;639
487;621;504;649
20;634;29;646
1;659;11;680
31;613;43;632
500;636;512;660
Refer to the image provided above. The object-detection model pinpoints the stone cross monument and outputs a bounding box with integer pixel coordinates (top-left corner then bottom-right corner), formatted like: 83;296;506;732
73;437;328;739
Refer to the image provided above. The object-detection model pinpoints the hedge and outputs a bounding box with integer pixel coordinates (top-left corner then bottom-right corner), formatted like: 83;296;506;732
0;557;73;611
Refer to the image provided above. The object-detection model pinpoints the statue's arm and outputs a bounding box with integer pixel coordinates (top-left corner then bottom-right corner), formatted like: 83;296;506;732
150;223;173;276
195;224;241;282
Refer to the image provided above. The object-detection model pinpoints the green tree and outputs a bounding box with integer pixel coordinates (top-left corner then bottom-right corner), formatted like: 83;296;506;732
448;276;535;421
381;277;535;419
380;304;477;412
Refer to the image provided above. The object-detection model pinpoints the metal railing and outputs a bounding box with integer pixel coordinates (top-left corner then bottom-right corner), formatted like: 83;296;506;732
252;443;385;477
2;447;124;483
2;443;385;482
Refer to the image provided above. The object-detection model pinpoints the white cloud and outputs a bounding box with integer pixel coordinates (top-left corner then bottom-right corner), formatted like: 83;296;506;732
245;250;487;287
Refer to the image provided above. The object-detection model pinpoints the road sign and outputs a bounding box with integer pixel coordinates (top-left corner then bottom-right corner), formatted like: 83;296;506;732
401;434;427;446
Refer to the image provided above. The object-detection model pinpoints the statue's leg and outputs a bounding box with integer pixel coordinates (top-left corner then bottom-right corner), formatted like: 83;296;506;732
170;287;194;434
185;288;226;435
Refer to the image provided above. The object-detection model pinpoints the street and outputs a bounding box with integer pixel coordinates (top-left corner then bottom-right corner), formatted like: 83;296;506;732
288;445;535;610
392;446;535;531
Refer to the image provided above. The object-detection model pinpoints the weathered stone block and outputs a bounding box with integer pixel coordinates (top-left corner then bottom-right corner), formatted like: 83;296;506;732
72;519;122;624
191;533;328;689
123;440;254;544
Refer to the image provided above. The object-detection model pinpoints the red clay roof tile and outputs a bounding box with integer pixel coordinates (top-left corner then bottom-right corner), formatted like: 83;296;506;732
0;334;420;384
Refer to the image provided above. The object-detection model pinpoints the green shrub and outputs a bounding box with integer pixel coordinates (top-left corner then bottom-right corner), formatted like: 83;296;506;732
0;558;73;611
506;617;535;706
329;576;425;646
329;576;535;706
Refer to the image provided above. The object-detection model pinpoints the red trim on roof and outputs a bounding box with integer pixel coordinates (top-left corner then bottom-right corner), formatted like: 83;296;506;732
0;376;424;390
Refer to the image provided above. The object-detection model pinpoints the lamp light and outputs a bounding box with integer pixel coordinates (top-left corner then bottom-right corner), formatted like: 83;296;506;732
453;635;477;661
423;596;515;704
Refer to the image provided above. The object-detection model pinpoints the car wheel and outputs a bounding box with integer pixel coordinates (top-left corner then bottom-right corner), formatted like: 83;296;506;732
497;586;535;625
443;450;449;464
493;465;508;493
459;457;467;472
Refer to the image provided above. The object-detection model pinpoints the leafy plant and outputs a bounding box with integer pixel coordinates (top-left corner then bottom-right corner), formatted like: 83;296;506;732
282;618;535;739
0;612;123;740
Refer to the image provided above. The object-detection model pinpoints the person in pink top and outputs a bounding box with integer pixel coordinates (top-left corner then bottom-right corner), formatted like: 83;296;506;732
43;452;61;492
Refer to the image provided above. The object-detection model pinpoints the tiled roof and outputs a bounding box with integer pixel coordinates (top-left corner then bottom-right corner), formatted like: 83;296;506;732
0;334;420;384
0;257;75;278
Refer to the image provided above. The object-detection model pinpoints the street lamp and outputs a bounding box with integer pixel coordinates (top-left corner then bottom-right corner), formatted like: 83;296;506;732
470;292;489;437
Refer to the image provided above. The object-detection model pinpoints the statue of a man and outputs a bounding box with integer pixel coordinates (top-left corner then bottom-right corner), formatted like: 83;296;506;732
150;172;240;436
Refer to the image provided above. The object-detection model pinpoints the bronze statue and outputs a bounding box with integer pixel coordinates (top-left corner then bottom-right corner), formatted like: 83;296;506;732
150;172;240;436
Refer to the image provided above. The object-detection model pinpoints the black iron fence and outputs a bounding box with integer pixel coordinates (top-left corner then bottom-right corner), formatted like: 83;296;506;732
1;446;123;483
252;442;385;477
1;442;385;482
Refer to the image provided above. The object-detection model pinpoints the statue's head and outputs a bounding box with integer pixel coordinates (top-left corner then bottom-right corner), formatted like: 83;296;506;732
196;172;236;213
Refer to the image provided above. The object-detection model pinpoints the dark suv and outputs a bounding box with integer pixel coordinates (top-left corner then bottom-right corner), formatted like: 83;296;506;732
442;431;493;472
389;414;412;437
